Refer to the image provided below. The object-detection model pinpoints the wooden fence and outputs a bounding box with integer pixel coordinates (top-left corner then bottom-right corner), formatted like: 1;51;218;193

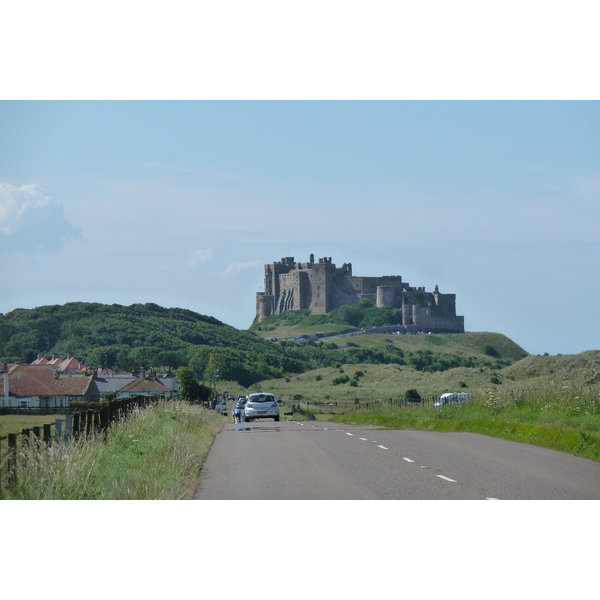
283;396;441;418
351;396;441;410
0;395;162;495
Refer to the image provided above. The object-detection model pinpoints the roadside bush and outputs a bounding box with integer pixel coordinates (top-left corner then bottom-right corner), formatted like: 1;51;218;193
405;389;422;402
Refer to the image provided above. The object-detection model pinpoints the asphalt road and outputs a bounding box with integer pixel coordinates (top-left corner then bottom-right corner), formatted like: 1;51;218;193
194;419;600;500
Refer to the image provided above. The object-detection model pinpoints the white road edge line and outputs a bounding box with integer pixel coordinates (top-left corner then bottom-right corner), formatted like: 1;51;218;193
402;457;415;462
436;475;457;483
377;445;388;450
359;438;368;441
346;432;354;436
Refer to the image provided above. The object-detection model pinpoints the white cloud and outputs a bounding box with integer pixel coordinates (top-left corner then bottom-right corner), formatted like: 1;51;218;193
0;183;80;252
188;247;215;267
223;259;263;277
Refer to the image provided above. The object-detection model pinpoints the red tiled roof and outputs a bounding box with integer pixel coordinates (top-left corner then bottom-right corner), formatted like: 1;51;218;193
59;357;83;371
56;376;93;395
1;365;95;397
1;365;61;396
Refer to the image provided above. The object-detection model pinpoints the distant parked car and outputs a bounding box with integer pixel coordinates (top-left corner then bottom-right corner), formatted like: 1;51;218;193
244;392;280;422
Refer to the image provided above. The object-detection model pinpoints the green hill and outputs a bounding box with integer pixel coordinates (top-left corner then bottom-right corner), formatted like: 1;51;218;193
0;302;300;386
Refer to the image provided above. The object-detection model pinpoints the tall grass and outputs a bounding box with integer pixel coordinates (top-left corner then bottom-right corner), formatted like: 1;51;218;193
333;381;600;461
1;400;224;500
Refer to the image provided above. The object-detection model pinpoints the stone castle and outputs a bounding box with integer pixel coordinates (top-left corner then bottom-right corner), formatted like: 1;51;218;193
256;254;464;333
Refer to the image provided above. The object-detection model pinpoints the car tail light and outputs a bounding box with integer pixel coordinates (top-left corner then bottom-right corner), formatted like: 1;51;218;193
272;403;278;408
246;403;253;409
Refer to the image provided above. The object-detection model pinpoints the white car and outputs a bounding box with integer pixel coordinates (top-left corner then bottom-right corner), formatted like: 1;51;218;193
244;392;280;422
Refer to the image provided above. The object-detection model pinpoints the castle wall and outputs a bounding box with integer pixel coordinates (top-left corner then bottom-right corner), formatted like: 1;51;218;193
256;254;464;333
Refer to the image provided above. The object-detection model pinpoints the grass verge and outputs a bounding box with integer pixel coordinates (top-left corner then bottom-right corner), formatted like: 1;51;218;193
1;400;224;500
331;383;600;461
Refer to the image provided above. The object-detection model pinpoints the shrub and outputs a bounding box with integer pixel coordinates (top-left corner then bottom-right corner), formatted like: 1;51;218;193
484;345;501;358
405;389;422;402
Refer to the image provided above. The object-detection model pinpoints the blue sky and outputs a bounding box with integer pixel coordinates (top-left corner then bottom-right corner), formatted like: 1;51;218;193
1;100;598;355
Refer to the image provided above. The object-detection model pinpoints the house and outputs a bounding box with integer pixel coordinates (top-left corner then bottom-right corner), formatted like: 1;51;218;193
116;376;171;398
94;374;138;396
1;364;100;409
94;370;177;399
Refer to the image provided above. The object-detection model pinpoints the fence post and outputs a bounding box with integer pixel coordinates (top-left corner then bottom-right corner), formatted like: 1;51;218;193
73;412;80;440
55;418;63;443
64;414;72;443
33;426;42;450
86;410;94;436
43;423;52;445
100;405;109;435
7;433;18;487
93;410;100;434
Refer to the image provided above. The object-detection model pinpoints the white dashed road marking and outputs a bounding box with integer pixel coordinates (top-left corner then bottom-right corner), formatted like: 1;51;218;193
335;430;497;498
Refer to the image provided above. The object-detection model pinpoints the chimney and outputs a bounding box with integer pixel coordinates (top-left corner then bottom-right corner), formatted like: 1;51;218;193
3;362;9;405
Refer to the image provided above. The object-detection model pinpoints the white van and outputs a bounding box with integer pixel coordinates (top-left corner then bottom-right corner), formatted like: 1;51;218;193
215;397;227;415
434;392;472;407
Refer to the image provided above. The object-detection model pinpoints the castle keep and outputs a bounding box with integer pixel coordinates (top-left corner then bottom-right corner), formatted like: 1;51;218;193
256;254;464;333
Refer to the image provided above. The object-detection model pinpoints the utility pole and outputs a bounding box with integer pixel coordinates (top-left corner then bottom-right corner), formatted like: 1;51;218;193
213;369;219;393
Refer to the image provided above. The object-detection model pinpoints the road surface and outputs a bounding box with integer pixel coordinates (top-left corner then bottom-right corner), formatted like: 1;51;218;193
194;419;600;499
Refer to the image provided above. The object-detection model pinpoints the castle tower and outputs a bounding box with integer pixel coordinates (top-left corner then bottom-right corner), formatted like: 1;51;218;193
376;285;396;308
256;292;274;322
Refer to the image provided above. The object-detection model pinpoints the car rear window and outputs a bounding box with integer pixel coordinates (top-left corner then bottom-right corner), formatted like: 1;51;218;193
250;394;275;403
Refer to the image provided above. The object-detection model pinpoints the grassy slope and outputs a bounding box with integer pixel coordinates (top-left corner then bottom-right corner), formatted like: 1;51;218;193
1;400;225;500
250;331;530;401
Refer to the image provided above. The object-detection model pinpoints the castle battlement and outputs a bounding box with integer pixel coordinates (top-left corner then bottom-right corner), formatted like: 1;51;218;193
256;254;464;333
